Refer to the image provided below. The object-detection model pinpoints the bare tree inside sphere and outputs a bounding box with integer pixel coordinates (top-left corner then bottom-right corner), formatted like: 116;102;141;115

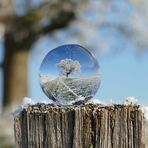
56;59;81;78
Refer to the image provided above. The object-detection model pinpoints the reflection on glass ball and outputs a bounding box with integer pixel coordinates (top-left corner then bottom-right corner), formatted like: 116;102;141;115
39;44;101;105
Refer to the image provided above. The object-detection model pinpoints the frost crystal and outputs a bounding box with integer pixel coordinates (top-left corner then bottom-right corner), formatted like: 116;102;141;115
12;97;35;117
21;97;35;108
140;106;148;121
86;98;105;105
124;96;138;106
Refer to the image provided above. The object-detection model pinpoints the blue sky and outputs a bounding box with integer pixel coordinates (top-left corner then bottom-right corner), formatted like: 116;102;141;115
0;36;148;106
0;0;148;105
0;40;4;63
99;50;148;104
27;35;148;105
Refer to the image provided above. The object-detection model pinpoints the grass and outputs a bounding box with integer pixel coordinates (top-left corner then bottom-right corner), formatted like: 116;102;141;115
0;136;14;148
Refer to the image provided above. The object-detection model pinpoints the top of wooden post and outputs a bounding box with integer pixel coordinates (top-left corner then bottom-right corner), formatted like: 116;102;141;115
14;103;146;148
21;103;141;114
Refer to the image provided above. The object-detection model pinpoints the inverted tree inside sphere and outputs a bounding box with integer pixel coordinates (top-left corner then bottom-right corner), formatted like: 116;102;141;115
39;44;101;105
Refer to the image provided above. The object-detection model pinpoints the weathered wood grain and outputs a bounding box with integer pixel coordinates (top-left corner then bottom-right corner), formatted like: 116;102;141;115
14;104;146;148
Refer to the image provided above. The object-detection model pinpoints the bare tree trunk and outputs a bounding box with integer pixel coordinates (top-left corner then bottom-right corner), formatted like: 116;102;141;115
66;73;69;78
14;104;146;148
3;33;29;108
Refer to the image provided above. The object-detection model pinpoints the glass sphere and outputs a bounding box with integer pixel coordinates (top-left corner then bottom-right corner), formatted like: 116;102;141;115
39;44;101;105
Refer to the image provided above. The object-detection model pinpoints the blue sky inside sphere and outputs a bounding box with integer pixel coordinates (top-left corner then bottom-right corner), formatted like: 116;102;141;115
40;44;99;78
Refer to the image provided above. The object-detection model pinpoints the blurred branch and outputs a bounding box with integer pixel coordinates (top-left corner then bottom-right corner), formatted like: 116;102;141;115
7;11;75;51
0;0;15;24
1;0;84;107
38;11;75;35
1;1;76;51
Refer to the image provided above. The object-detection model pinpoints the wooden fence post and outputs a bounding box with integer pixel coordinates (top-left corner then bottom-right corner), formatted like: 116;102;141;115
14;104;146;148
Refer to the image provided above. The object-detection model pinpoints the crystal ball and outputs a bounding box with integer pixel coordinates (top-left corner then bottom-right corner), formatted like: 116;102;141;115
39;44;101;105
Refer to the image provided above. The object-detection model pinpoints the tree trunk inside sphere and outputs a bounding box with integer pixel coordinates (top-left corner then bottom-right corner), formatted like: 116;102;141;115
66;73;69;78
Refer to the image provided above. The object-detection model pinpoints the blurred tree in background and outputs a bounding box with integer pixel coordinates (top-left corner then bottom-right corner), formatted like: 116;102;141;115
0;0;83;108
0;0;148;108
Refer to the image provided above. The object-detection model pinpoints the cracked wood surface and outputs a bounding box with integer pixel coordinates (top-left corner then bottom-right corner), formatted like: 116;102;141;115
14;104;146;148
